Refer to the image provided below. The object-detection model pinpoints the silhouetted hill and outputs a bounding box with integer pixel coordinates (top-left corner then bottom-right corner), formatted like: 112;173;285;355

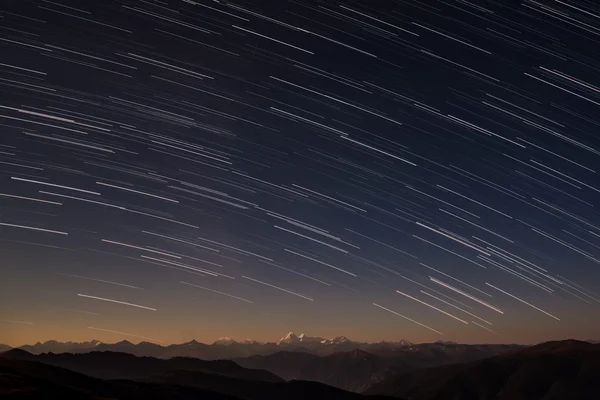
524;338;593;354
0;349;281;382
0;357;238;399
364;340;600;400
1;348;38;361
234;343;524;392
0;355;399;400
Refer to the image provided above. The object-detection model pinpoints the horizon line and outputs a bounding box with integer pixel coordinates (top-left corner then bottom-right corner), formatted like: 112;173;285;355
3;335;581;349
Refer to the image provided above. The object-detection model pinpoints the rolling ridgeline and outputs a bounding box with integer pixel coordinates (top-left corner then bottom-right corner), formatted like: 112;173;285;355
2;334;600;399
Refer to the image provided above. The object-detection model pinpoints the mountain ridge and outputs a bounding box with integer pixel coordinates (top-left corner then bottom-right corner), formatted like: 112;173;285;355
1;333;418;359
10;333;593;352
3;332;414;350
0;348;282;382
3;339;598;399
1;339;528;393
234;342;527;392
0;349;400;400
364;340;600;400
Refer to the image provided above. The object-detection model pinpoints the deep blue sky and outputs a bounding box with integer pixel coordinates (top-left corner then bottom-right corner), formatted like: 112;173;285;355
1;0;600;347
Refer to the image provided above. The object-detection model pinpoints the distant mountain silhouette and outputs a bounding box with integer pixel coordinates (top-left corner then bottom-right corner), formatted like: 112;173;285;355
0;344;12;352
0;338;527;394
364;339;600;400
3;340;598;399
18;339;103;355
235;342;524;392
4;333;416;359
0;336;538;360
0;350;399;400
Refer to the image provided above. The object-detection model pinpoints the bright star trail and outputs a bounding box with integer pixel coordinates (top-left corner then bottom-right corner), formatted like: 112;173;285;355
1;0;600;347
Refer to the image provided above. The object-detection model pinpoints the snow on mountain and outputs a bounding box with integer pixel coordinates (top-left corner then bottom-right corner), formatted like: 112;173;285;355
6;333;419;358
277;332;299;345
214;337;237;345
330;336;350;344
377;339;413;346
298;333;324;343
277;332;327;345
277;332;357;346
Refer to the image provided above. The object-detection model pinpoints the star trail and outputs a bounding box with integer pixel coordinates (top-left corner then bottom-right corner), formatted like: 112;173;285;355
1;0;600;347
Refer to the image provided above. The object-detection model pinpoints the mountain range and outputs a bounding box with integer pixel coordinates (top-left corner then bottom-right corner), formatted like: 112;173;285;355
0;348;281;382
0;348;397;400
0;334;526;393
2;332;416;359
234;342;524;392
2;340;600;399
365;339;600;399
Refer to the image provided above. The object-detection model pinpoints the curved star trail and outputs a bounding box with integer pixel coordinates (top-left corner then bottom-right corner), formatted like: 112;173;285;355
1;0;600;346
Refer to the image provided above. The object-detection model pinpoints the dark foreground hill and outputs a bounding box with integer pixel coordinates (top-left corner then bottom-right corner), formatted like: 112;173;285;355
0;349;399;400
364;339;600;400
0;357;240;400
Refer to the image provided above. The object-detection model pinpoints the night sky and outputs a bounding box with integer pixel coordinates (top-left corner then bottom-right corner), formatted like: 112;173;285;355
2;0;600;348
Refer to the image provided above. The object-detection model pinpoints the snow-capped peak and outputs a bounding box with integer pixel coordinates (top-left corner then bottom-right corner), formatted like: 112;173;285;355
276;332;356;345
299;334;324;343
277;332;298;344
214;337;237;345
277;332;338;345
330;336;350;344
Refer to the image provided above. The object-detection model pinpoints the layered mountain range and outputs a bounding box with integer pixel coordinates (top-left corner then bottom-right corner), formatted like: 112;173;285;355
2;332;416;359
365;340;600;399
2;340;600;399
1;333;526;393
234;341;524;392
0;348;394;400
